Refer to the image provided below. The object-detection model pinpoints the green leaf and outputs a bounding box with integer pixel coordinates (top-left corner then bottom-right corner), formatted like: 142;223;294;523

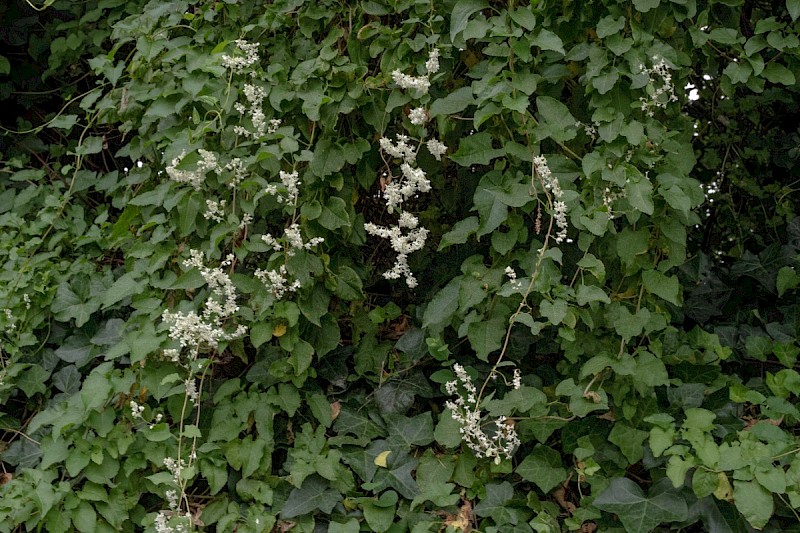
429;87;475;117
467;318;505;361
576;284;610;305
608;423;649;464
101;273;144;309
438;217;479;250
789;0;800;21
0;55;9;75
642;270;681;305
280;475;342;519
776;266;799;296
632;0;660;12
385;413;434;448
450;132;506;167
516;445;567;493
450;0;489;43
763;63;796;85
435;409;465;448
597;16;626;39
422;279;460;331
473;482;519;525
535;96;577;142
594;478;688;533
733;480;773;530
531;29;564;55
310;139;346;177
540;299;567;325
627;177;654;215
318;196;350;230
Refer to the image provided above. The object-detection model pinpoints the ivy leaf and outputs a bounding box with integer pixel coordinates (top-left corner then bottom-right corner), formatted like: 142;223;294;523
384;413;434;448
367;450;419;499
733;481;773;530
473;482;518;525
594;478;688;533
450;132;506;167
515;445;567;493
597;16;626;38
608;423;649;464
280;475;342;519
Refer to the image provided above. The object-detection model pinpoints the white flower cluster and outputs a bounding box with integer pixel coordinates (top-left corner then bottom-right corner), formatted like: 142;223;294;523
603;186;626;219
233;84;268;138
265;170;301;205
166;149;220;190
203;199;226;222
534;155;569;244
504;266;523;291
221;39;260;73
255;264;301;299
391;48;440;94
225;157;247;188
162;251;246;350
408;107;427;125
638;57;678;117
365;212;429;288
426;139;447;161
378;135;432;213
445;364;521;464
154;458;192;533
261;223;324;257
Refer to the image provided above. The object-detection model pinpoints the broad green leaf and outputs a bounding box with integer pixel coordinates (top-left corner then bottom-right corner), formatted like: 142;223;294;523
627;177;654;215
576;284;610;305
473;482;519;525
776;266;799;296
280;475;342;519
516;445;567;493
789;0;800;20
763;63;795;85
429;87;475;117
0;54;9;75
535;96;577;142
531;29;564;54
438;217;479;250
594;478;688;533
642;270;680;305
318;196;350;230
422;279;460;330
608;423;648;464
733;481;773;530
450;132;506;167
597;16;625;38
450;0;489;43
467;318;505;361
310;139;345;177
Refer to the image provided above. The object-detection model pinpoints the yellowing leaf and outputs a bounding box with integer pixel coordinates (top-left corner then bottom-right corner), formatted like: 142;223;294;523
374;451;392;468
273;323;288;337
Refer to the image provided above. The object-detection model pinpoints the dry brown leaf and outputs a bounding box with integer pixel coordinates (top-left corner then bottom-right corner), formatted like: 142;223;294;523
330;401;341;421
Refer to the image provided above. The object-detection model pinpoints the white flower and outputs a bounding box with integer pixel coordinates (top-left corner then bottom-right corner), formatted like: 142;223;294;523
392;70;431;94
425;48;440;74
426;139;447;160
221;39;260;73
408;107;427;125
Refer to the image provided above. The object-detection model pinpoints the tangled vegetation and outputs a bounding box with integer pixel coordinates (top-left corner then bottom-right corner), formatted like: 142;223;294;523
1;0;799;531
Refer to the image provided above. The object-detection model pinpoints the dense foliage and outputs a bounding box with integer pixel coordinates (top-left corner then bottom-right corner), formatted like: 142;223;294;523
1;0;800;531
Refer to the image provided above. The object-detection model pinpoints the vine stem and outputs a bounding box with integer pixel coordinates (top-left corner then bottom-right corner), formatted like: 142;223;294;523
473;155;557;409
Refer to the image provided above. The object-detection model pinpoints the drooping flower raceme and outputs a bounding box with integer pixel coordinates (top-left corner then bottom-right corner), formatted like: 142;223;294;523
534;155;569;244
445;364;521;464
166;150;220;190
161;251;246;351
365;212;429;289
